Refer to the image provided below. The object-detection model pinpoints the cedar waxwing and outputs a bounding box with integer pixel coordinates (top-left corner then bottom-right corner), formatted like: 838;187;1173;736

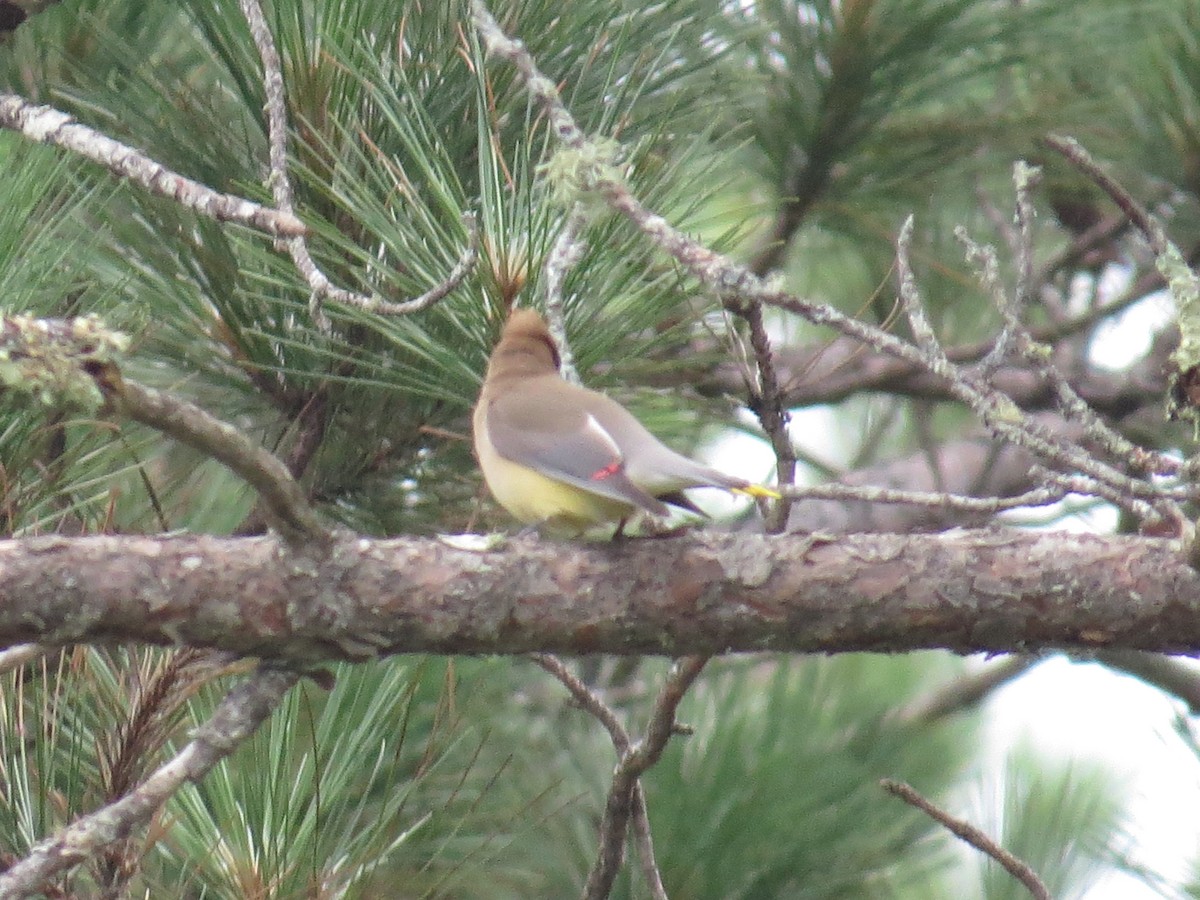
473;309;780;533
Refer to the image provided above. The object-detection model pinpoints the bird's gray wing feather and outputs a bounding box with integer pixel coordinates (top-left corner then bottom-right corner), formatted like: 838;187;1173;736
484;389;669;515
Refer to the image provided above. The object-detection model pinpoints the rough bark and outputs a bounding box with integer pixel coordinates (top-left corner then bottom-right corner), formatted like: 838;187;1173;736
0;530;1196;662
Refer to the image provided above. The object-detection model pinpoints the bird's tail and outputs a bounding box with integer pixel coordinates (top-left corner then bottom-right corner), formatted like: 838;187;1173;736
732;484;782;500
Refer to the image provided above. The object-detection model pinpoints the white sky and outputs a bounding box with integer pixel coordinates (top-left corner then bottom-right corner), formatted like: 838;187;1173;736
986;656;1200;898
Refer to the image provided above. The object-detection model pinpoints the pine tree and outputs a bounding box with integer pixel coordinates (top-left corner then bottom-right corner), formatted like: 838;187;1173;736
0;0;1195;896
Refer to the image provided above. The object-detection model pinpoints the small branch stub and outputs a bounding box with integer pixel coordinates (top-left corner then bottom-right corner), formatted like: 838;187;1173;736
0;314;128;409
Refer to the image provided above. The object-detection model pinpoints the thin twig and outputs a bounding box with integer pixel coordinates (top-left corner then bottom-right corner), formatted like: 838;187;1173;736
975;165;1039;372
533;654;705;900
0;666;299;900
1012;162;1039;318
356;211;479;316
963;167;1167;480
780;482;1071;514
630;783;669;900
1042;135;1167;256
1037;471;1163;525
0;94;305;237
1043;136;1200;351
238;0;478;328
880;779;1051;900
895;222;1176;526
630;657;707;771
1032;214;1129;288
542;206;589;384
528;653;630;753
964;267;1161;482
584;656;707;900
736;302;792;532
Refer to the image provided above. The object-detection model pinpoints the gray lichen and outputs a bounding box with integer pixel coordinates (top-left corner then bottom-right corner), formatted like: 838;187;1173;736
0;314;129;410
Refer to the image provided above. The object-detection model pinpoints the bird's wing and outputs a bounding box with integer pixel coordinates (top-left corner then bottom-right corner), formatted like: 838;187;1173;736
484;383;669;516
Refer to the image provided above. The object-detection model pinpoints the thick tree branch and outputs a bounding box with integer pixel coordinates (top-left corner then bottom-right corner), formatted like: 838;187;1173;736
1;531;1199;660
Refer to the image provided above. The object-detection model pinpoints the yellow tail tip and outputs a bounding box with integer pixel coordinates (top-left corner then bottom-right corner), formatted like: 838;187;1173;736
733;484;782;500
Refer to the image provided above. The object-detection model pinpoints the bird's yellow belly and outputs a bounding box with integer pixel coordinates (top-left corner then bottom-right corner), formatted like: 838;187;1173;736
476;433;632;531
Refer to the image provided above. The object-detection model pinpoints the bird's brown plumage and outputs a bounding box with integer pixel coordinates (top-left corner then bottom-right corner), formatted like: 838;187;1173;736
473;309;778;533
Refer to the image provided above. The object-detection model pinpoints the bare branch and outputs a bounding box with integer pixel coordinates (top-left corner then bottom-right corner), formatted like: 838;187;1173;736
0;94;305;237
1044;140;1200;450
781;481;1072;515
114;380;326;545
881;779;1051;900
541;206;589;384
1033;213;1129;287
237;0;291;214
531;654;686;899
628;657;706;772
895;223;1179;527
630;784;669;900
0;665;299;900
529;653;630;753
784;429;1054;533
355;210;479;315
238;0;478;328
1043;135;1169;257
735;301;792;531
958;168;1162;480
584;656;706;899
691;319;1171;414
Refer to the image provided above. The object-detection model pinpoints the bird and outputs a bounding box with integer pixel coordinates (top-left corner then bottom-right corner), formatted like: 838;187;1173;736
472;308;780;534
